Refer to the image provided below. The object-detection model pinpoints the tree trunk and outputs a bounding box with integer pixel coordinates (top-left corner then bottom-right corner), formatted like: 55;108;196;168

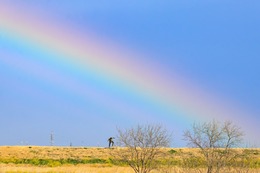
207;165;213;173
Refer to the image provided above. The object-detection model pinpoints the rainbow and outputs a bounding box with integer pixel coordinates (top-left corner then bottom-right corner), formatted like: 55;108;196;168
0;2;258;144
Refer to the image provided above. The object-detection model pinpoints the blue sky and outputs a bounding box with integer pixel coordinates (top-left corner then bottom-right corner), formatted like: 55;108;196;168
0;0;259;147
41;0;260;111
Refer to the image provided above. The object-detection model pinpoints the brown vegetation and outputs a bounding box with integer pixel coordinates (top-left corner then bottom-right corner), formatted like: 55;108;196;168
0;146;259;173
0;146;111;160
115;124;171;173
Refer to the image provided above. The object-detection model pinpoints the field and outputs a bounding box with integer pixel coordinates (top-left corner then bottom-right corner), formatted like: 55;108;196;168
0;146;259;173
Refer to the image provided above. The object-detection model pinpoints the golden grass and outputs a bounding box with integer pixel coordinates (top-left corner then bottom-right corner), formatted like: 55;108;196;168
1;164;260;173
0;146;112;160
0;164;133;173
0;146;259;173
0;146;231;160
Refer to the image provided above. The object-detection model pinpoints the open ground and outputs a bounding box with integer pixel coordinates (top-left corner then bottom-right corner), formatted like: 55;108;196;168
0;146;259;173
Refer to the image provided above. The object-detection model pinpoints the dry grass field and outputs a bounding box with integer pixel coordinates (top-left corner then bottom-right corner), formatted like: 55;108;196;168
0;146;112;160
0;146;259;173
0;164;133;173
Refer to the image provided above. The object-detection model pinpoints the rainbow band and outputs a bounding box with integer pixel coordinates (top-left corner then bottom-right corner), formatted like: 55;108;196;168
0;2;258;142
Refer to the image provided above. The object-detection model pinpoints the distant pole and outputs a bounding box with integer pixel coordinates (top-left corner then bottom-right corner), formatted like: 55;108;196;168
50;131;54;146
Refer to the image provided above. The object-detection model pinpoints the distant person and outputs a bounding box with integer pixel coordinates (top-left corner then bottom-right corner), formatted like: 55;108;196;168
108;137;115;148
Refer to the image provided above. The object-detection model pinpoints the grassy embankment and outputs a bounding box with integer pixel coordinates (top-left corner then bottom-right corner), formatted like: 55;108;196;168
0;146;259;173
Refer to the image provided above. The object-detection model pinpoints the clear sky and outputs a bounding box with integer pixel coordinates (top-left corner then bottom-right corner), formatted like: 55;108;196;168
0;0;259;147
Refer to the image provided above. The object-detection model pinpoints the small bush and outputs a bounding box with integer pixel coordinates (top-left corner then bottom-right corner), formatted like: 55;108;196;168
168;149;177;154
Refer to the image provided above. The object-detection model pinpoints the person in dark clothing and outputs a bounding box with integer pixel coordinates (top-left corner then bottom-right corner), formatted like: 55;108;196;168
108;137;114;148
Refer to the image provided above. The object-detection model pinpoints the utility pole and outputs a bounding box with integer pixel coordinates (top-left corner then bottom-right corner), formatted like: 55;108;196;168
50;131;54;146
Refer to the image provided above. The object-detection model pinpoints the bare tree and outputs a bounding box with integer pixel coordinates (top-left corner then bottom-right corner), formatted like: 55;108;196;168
114;124;171;173
183;120;244;173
